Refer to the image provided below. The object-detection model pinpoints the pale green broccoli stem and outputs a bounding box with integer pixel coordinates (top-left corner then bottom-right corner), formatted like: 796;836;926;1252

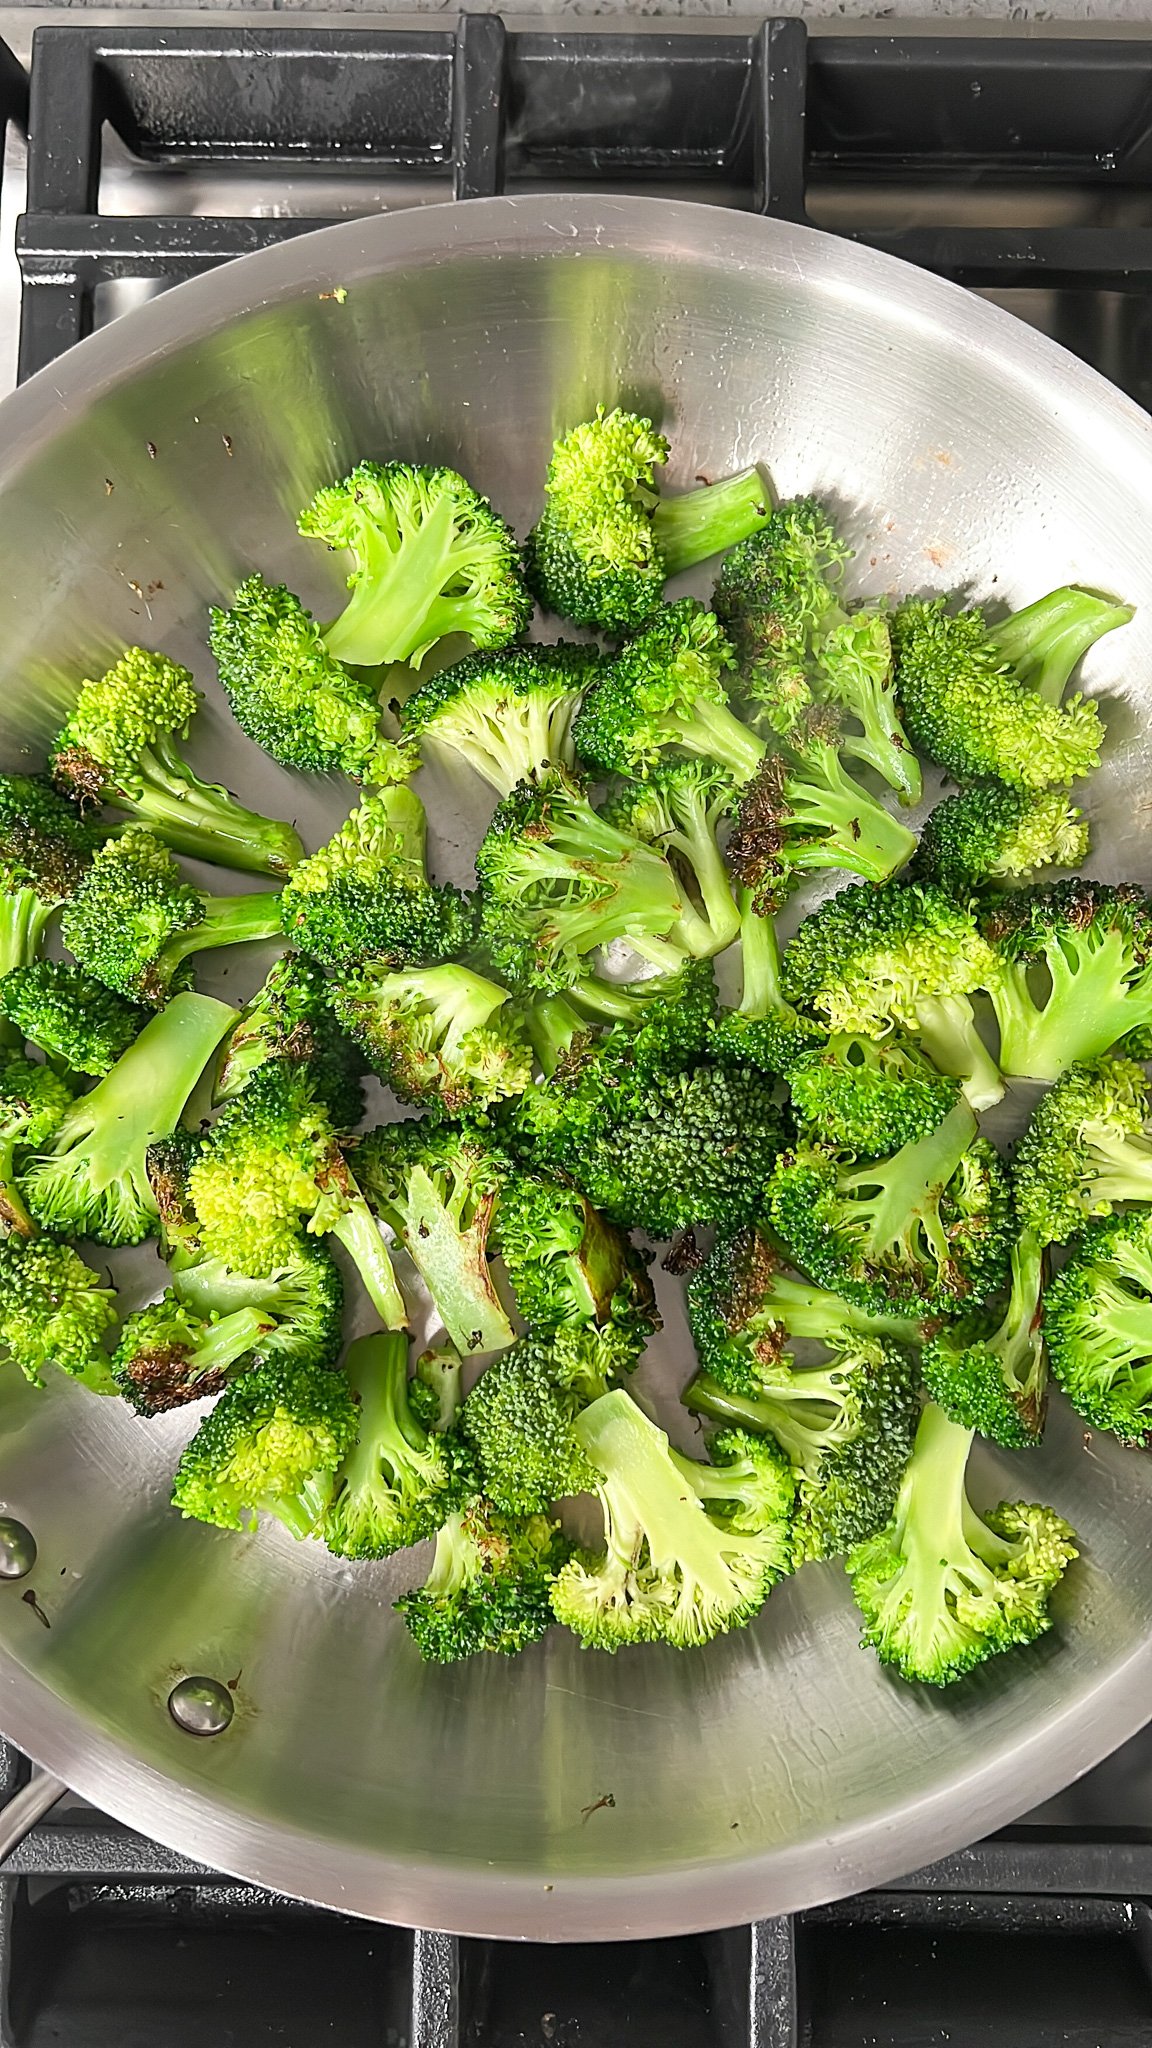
996;1229;1046;1398
159;893;285;978
321;1195;408;1330
420;1510;471;1599
0;889;54;1047
992;934;1133;1082
413;967;510;1062
576;1390;745;1601
1079;1125;1152;1207
674;701;765;786
59;992;235;1202
569;976;652;1024
988;589;1133;707
664;807;740;958
782;747;917;884
127;734;302;876
753;1267;922;1344
913;993;1004;1111
337;1328;419;1503
818;613;922;806
845;1099;977;1275
652;468;773;579
524;991;588;1078
736;891;795;1022
184;1306;276;1379
270;1472;338;1543
401;1163;512;1355
683;1369;857;1473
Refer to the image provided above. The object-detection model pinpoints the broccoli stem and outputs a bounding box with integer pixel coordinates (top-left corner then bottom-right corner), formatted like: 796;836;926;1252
402;1162;513;1355
664;807;740;958
125;736;303;876
0;1132;34;1235
569;977;653;1024
268;1472;337;1543
996;1229;1047;1424
1081;1127;1152;1206
991;938;1135;1083
0;889;53;1047
323;496;492;669
575;1391;737;1601
159;893;285;978
736;892;793;1021
523;991;588;1078
419;1510;471;1598
819;616;923;806
913;993;1004;1110
652;468;772;579
674;701;766;786
781;751;918;884
846;1099;977;1274
683;1368;855;1473
324;1195;408;1330
337;1328;418;1500
754;1259;923;1343
988;588;1134;707
186;1306;276;1381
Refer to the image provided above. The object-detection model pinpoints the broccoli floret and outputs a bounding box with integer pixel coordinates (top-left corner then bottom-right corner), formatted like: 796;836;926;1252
687;1225;923;1398
397;1496;570;1662
298;460;531;670
1;961;145;1077
521;1062;787;1239
846;1401;1077;1687
213;952;364;1128
188;1062;407;1327
708;889;824;1079
171;1239;345;1376
603;762;741;960
1044;1208;1152;1442
787;1031;962;1154
769;1100;1013;1316
494;1169;658;1350
0;1235;118;1390
684;1337;919;1564
112;1292;277;1415
356;1119;512;1354
519;958;717;1093
1013;1056;1152;1246
781;881;1004;1112
410;1339;464;1433
23;992;235;1245
890;587;1129;791
714;500;920;803
550;1389;792;1650
726;712;917;912
459;1327;620;1514
982;880;1152;1083
0;774;102;1042
401;643;600;796
572;598;765;785
279;786;474;971
922;1230;1047;1449
61;830;283;1007
322;1330;475;1560
51;647;303;876
476;769;684;993
913;783;1089;897
0;1050;73;1236
209;576;418;784
172;1355;359;1537
525;407;771;635
332;962;530;1116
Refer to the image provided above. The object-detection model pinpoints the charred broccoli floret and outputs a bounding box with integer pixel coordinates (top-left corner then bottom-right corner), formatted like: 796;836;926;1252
922;1231;1047;1449
769;1100;1014;1316
525;407;771;634
494;1169;657;1350
401;643;600;795
279;786;474;971
0;773;103;1041
726;711;917;911
50;646;302;875
1044;1208;1152;1442
171;1355;359;1537
0;1235;117;1390
572;598;764;785
213;952;364;1128
332;962;531;1116
298;460;531;670
982;880;1152;1083
913;783;1089;897
397;1497;571;1662
846;1402;1077;1687
209;576;418;784
61;830;282;1007
1;961;145;1077
356;1119;512;1355
890;586;1128;791
112;1292;277;1415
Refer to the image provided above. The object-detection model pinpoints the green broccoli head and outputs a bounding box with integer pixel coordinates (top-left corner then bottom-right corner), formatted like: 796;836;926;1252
298;460;532;670
50;646;303;876
459;1325;625;1514
214;951;365;1129
494;1168;658;1353
913;783;1090;897
786;1031;962;1154
332;962;531;1116
355;1118;513;1355
1013;1055;1152;1247
1;961;145;1077
172;1355;360;1538
571;598;764;785
61;829;281;1007
725;713;917;912
1044;1207;1152;1442
401;642;601;796
769;1100;1014;1317
476;769;684;995
922;1229;1047;1450
171;1239;345;1378
209;576;418;784
602;760;741;960
0;1235;118;1390
396;1497;571;1662
982;880;1152;1083
846;1401;1077;1686
279;786;475;971
0;1047;74;1235
322;1331;477;1561
0;771;100;905
550;1389;791;1651
112;1291;276;1415
890;586;1128;791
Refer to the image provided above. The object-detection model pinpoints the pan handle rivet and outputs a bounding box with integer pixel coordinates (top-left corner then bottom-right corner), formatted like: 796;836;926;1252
168;1675;235;1737
0;1519;37;1580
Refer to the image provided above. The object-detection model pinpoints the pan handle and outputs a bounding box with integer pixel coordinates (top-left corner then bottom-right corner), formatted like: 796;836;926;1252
0;1767;66;1864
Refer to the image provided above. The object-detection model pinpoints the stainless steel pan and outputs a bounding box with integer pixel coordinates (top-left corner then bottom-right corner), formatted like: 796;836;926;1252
0;195;1150;1942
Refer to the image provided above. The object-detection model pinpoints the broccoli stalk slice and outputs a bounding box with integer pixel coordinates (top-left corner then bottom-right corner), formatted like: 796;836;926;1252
912;993;1005;1112
1075;1124;1152;1206
103;732;303;877
659;796;740;961
662;698;766;785
651;468;772;579
988;588;1135;707
397;1162;512;1356
738;891;789;1020
683;1366;861;1474
323;1330;448;1558
23;992;236;1244
313;1188;407;1332
991;935;1144;1084
751;1259;923;1345
779;741;918;882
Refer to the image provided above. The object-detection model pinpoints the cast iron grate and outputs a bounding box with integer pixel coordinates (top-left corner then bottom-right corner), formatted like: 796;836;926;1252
16;19;1152;381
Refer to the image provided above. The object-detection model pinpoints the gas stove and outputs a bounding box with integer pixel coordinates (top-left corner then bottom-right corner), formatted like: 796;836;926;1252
0;15;1151;2043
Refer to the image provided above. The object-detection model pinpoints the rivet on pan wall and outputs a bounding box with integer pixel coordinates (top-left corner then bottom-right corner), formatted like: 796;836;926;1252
167;1675;235;1737
0;1519;37;1581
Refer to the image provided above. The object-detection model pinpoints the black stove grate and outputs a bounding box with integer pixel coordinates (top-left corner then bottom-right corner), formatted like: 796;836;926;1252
15;19;1152;382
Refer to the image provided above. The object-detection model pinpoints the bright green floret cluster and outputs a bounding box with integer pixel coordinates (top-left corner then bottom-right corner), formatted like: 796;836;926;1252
401;642;601;795
280;786;474;971
0;1235;118;1390
1;960;145;1077
913;782;1090;897
172;1355;359;1537
1044;1208;1152;1443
